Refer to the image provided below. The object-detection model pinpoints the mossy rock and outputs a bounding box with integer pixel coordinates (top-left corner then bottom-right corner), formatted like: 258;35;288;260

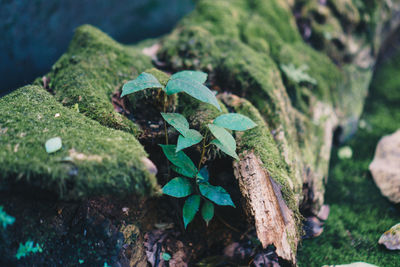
43;25;154;136
0;85;160;199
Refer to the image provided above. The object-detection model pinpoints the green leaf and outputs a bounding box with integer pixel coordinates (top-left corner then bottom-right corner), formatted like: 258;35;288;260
121;72;162;97
160;145;197;177
161;252;172;261
45;137;62;153
176;130;203;152
197;166;209;183
165;79;221;111
199;183;235;207
0;206;15;229
170;71;208;84
211;139;239;160
183;195;201;228
162;177;193;198
161;113;189;136
208;124;238;159
213;113;257;131
171;165;195;178
201;200;214;226
15;241;43;260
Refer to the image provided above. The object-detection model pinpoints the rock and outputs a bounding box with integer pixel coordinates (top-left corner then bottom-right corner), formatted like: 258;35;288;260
378;223;400;250
303;216;324;239
0;85;159;199
369;129;400;203
323;262;377;267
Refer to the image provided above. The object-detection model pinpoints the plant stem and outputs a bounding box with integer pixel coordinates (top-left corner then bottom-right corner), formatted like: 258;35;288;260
163;93;169;145
197;132;208;171
162;93;170;178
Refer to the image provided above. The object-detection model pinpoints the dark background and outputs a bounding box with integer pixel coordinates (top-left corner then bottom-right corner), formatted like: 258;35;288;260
0;0;195;96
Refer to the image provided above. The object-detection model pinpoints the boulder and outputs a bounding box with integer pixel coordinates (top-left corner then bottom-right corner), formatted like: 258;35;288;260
379;223;400;250
369;130;400;203
0;85;160;199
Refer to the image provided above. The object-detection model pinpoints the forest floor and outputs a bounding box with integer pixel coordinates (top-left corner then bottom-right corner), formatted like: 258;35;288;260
297;49;400;266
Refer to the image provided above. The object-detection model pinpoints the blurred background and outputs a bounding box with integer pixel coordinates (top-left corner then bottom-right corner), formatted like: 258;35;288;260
0;0;195;96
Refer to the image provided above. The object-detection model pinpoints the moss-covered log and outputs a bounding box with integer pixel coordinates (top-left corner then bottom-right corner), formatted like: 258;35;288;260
1;0;400;265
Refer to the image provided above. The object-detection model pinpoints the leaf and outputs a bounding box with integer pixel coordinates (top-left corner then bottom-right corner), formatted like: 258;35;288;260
208;124;238;159
201;200;214;226
213;113;257;131
199;183;235;207
165;78;221;111
15;241;43;259
176;130;203;152
170;165;195;179
162;177;193;198
160;145;197;177
170;71;208;84
161;252;172;261
197;166;209;183
183;195;201;228
45;137;62;153
211;139;239;160
121;72;162;97
0;206;15;229
161;113;190;136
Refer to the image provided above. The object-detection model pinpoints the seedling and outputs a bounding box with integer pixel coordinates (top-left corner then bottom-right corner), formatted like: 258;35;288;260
15;241;43;259
0;206;15;229
121;70;257;228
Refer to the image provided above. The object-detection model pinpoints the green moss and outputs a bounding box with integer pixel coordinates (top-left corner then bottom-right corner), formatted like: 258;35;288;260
276;42;342;108
223;95;301;213
45;25;153;136
159;0;354;216
297;47;400;266
0;85;159;199
179;93;227;133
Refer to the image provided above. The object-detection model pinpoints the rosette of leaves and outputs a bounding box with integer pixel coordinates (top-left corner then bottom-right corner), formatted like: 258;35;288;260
121;70;257;228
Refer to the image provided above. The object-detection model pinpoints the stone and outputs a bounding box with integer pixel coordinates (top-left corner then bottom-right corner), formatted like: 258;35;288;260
323;262;377;267
369;129;400;203
379;223;400;250
0;85;160;199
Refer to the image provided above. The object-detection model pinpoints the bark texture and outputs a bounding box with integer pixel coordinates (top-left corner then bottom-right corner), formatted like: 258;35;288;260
234;151;298;264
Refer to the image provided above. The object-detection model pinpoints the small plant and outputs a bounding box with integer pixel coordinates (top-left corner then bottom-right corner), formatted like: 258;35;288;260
280;63;317;85
0;206;15;229
121;70;256;228
15;240;43;260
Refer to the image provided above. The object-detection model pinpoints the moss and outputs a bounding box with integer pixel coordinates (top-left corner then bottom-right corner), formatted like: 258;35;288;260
276;42;342;108
297;45;400;266
223;95;302;213
0;85;159;199
45;25;153;136
222;94;305;256
159;0;356;215
179;93;227;133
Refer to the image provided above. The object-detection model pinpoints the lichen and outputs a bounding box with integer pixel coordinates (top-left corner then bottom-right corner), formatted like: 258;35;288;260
0;85;159;199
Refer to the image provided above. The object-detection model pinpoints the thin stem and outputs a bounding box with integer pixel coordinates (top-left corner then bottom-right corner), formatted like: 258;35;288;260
163;93;169;145
164;121;169;145
197;132;208;171
162;93;170;177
